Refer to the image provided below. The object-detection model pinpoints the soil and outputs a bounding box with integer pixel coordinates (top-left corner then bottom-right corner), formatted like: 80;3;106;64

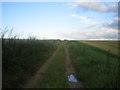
24;42;84;88
24;46;60;88
65;43;84;88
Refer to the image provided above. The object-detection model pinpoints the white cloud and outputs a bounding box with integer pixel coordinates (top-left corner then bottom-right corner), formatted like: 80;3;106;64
71;3;78;8
70;2;118;12
79;16;93;24
57;28;118;40
71;13;118;30
107;4;118;12
103;17;118;30
71;14;77;17
68;2;118;40
114;17;120;21
71;14;97;25
79;2;107;12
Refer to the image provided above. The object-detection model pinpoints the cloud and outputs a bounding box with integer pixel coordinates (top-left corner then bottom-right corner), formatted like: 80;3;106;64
79;16;90;23
71;2;118;13
68;2;119;40
57;28;118;40
71;14;97;25
71;14;77;17
71;13;118;30
114;17;120;21
103;16;118;30
105;21;118;29
107;4;118;12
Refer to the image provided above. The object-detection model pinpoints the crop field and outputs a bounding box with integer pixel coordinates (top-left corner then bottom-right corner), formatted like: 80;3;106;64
2;38;119;88
79;40;119;56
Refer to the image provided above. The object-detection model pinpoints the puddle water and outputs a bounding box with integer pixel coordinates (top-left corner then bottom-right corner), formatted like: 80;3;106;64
67;74;78;83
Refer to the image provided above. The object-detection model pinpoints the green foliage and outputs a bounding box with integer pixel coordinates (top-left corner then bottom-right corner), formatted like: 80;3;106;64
68;41;118;88
3;38;60;88
35;43;67;88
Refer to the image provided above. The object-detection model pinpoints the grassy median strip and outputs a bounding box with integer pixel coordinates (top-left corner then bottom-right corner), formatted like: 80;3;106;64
34;42;67;88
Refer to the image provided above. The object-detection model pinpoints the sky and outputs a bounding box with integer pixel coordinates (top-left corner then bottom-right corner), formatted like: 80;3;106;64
1;1;119;40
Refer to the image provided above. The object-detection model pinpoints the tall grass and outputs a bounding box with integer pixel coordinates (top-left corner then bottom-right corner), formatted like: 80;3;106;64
1;28;60;88
68;41;118;88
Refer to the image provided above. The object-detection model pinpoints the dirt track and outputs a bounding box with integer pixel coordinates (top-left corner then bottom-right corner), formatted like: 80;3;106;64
24;42;84;88
24;46;60;88
65;43;84;88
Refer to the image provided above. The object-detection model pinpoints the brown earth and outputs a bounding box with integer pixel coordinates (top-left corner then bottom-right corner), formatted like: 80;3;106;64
24;42;84;88
65;43;84;88
24;45;60;88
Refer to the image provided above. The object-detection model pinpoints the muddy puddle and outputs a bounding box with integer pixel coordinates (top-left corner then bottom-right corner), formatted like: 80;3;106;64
67;74;78;83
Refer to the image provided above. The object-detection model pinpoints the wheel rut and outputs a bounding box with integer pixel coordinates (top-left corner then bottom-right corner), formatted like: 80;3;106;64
24;45;60;88
65;43;84;88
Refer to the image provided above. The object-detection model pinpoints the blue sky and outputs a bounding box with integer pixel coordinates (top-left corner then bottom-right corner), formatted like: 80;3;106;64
2;1;119;40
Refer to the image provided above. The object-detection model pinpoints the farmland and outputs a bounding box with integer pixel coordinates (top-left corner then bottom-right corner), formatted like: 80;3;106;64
2;38;119;88
79;40;119;56
2;2;119;89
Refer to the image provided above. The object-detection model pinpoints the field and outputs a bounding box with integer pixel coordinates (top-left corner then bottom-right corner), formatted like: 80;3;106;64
2;38;119;88
79;40;119;56
2;38;60;88
68;41;119;88
2;1;119;89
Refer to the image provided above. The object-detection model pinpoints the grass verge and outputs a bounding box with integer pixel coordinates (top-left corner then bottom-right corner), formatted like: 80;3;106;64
68;41;118;88
34;42;67;88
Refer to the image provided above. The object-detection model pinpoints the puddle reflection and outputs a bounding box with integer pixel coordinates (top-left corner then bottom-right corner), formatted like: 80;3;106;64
67;74;78;83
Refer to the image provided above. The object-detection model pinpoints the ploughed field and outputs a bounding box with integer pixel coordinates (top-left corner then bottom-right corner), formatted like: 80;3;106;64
2;38;119;88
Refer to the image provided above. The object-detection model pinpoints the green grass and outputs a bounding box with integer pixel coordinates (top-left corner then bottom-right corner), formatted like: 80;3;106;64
3;38;60;88
34;43;67;88
78;40;119;56
68;41;118;88
3;38;119;88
